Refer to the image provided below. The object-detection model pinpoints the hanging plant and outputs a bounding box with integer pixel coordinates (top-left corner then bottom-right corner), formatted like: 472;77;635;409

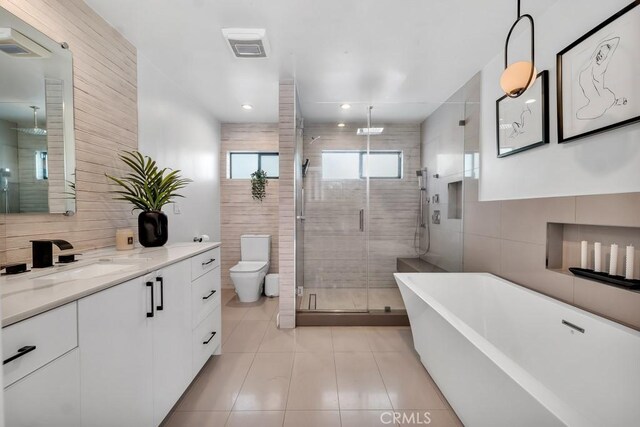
251;169;268;202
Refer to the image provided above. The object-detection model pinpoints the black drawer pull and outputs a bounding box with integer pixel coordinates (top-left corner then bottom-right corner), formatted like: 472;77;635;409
146;281;154;318
156;277;164;311
202;290;216;300
202;258;216;266
203;331;217;345
3;345;36;365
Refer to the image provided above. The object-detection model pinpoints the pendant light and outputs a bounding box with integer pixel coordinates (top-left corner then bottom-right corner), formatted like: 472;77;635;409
500;0;537;98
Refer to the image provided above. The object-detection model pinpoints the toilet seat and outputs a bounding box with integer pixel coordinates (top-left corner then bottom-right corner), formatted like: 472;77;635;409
230;261;268;273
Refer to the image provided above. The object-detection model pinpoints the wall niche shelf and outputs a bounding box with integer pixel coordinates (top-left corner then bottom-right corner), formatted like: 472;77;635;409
546;222;640;293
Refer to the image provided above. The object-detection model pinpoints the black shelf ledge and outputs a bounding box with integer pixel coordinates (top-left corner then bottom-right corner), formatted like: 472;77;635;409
569;267;640;290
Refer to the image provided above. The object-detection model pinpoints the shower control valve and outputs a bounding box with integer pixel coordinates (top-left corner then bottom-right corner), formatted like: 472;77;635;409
432;210;441;225
432;194;440;204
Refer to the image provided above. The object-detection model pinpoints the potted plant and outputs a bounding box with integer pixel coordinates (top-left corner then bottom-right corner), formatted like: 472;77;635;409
251;169;268;202
106;150;191;247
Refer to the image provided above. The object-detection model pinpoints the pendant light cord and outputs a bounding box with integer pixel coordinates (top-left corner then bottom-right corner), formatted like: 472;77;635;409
504;0;536;98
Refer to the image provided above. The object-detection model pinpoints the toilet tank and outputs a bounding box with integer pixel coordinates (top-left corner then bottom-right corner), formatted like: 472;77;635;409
240;234;271;261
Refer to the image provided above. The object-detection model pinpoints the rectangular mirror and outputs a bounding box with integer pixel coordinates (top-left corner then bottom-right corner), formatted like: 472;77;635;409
0;7;75;214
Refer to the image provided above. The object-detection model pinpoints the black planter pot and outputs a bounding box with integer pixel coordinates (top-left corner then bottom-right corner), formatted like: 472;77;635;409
138;210;168;247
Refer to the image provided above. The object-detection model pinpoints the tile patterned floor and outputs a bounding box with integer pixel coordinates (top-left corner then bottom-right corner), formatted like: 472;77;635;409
163;289;462;427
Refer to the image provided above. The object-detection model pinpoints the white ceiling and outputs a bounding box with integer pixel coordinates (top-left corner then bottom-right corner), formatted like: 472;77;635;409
84;0;558;123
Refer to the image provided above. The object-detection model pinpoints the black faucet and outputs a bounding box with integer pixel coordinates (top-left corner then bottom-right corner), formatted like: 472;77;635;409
30;240;74;268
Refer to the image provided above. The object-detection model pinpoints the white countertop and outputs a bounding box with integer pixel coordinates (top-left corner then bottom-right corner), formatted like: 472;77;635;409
1;242;221;327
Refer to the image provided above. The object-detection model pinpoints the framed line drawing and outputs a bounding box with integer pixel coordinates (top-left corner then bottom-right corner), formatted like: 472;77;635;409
496;70;549;157
557;1;640;143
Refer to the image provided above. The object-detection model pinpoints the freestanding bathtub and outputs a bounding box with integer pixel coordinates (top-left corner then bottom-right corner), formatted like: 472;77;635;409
394;272;640;427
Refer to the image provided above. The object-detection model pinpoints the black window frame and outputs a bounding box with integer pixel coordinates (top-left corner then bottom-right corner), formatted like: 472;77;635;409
229;152;279;179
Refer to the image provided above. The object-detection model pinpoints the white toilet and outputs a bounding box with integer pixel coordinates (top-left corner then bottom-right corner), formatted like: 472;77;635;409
230;234;271;303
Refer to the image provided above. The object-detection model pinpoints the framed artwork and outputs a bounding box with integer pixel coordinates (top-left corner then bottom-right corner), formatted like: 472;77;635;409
557;1;640;143
496;70;549;157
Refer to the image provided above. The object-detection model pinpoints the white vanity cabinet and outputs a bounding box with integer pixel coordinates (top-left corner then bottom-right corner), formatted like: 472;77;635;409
78;259;194;427
78;275;154;427
190;249;222;376
2;303;80;427
2;245;222;427
150;261;193;426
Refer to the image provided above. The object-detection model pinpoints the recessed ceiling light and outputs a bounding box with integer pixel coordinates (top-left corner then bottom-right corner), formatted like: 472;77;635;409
241;104;253;110
337;123;346;127
340;103;351;110
525;99;536;104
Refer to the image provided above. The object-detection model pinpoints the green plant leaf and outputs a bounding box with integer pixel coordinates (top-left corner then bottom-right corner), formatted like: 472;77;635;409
105;150;192;212
250;169;268;202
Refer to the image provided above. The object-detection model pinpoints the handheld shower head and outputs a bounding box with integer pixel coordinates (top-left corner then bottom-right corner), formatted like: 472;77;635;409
309;136;321;144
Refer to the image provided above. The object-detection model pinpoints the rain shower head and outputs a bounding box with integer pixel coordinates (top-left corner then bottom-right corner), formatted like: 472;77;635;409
12;106;47;136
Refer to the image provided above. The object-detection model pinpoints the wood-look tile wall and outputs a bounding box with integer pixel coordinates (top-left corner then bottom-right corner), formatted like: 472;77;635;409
302;123;421;289
45;78;67;213
0;0;138;264
278;80;296;329
442;72;640;331
17;132;48;212
219;123;279;289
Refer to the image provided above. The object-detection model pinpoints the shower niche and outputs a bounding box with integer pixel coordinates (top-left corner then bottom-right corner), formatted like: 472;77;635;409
447;180;463;219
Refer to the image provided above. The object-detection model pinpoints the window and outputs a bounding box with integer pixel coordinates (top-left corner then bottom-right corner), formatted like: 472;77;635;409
35;151;48;180
229;152;279;179
362;152;403;178
322;150;402;180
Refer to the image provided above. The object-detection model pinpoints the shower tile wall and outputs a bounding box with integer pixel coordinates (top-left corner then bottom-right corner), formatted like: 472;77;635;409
419;85;468;272
278;80;297;329
302;123;421;289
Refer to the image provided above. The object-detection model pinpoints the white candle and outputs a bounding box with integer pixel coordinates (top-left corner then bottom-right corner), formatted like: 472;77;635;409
594;242;602;272
609;244;619;276
580;241;588;269
626;245;635;280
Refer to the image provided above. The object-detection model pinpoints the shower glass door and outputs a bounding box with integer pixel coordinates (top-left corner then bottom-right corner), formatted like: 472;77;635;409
298;104;371;311
366;104;420;312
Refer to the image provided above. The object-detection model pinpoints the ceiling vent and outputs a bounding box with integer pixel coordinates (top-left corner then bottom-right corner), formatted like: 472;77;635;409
0;28;50;58
221;28;270;58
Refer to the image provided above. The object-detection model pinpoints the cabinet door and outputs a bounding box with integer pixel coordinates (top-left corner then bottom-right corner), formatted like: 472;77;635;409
152;260;192;425
78;277;153;427
4;349;80;427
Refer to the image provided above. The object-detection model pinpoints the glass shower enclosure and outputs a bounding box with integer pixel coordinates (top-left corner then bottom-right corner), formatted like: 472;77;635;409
295;103;431;314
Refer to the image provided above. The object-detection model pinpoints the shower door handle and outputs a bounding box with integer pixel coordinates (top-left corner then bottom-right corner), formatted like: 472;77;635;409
297;188;305;221
359;209;364;232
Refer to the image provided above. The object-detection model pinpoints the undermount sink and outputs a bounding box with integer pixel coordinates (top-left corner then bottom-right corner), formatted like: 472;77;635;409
35;260;140;283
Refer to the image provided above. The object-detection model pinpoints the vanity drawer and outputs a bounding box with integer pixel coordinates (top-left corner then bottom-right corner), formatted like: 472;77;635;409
191;248;220;281
191;269;221;328
2;302;78;387
192;307;221;376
